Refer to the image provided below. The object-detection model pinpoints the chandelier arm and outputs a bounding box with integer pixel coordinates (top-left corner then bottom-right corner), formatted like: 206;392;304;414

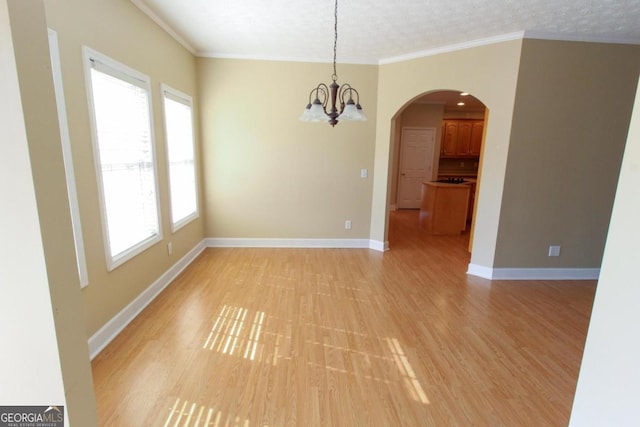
337;84;348;113
338;85;361;115
348;87;360;104
307;85;328;105
316;83;330;110
338;84;353;104
307;88;317;105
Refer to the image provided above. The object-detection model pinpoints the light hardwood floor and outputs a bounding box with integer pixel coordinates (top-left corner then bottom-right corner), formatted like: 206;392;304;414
92;210;596;426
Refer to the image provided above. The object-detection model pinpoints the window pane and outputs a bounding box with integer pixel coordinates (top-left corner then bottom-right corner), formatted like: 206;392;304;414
89;64;159;260
163;91;197;228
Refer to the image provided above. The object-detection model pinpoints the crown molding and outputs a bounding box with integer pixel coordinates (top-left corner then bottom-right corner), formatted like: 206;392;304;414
129;0;196;55
196;51;377;65
523;30;640;46
379;32;525;65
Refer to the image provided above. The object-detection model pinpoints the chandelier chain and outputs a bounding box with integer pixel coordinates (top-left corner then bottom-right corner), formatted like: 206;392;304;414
332;0;338;82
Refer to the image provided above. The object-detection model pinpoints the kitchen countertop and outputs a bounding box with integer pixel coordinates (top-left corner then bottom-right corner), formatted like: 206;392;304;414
425;178;476;186
437;171;478;177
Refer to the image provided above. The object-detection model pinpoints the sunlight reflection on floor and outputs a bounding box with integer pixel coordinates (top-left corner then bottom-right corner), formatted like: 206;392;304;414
164;397;249;427
199;304;430;419
203;305;265;360
387;338;430;404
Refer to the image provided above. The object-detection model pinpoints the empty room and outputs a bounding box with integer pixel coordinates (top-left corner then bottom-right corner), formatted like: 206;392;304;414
2;0;640;425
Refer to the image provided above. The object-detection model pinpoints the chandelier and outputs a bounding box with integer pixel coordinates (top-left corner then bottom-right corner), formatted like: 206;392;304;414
299;0;366;127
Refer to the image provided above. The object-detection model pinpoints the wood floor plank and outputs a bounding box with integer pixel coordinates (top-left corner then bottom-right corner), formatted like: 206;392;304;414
92;210;596;426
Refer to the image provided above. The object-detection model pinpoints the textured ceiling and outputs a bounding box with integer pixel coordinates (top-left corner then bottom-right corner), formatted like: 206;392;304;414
132;0;640;64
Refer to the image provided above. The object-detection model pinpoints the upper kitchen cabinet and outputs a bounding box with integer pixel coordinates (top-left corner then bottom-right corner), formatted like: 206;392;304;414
470;121;484;156
456;121;473;156
441;121;459;156
440;119;484;158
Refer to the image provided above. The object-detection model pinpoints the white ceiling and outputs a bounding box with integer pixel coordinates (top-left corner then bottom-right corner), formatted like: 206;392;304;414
132;0;640;64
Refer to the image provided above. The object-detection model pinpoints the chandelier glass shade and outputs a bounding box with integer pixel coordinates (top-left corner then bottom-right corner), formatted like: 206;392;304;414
299;0;366;127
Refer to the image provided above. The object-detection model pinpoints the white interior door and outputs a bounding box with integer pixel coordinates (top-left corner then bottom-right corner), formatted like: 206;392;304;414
397;128;436;209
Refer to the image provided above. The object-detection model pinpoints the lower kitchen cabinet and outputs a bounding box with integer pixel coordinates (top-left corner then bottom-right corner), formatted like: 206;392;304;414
419;182;470;235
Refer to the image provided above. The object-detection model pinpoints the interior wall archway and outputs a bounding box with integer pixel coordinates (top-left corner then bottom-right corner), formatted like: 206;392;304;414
368;39;523;272
387;90;487;216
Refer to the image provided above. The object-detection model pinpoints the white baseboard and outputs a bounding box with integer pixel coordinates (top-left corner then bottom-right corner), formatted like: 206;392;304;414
88;240;206;359
467;263;600;280
205;237;372;249
467;263;494;279
369;240;389;252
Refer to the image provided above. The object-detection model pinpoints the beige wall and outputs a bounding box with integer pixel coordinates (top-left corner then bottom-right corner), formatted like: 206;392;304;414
494;40;640;268
197;58;378;239
371;40;523;263
569;74;640;425
5;0;97;424
1;0;67;415
44;0;203;336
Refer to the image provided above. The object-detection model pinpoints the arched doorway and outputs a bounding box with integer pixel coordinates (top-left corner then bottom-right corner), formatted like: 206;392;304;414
387;89;489;252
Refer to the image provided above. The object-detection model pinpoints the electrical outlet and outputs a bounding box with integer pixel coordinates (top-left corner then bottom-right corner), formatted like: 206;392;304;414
167;242;173;255
548;245;560;257
360;169;368;178
345;220;352;230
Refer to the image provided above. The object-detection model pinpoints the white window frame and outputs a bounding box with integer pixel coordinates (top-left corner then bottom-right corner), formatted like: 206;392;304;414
82;46;162;271
161;84;199;232
48;29;89;287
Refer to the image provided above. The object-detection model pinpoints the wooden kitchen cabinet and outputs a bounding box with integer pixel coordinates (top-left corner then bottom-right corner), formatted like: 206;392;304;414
470;121;484;156
456;121;472;156
441;121;458;157
440;119;483;158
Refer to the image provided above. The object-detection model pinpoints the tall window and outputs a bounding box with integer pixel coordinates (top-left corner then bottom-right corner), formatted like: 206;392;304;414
162;85;198;231
83;48;161;270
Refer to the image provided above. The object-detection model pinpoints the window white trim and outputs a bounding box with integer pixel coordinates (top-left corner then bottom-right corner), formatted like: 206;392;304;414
82;46;162;271
161;83;199;232
49;29;89;287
